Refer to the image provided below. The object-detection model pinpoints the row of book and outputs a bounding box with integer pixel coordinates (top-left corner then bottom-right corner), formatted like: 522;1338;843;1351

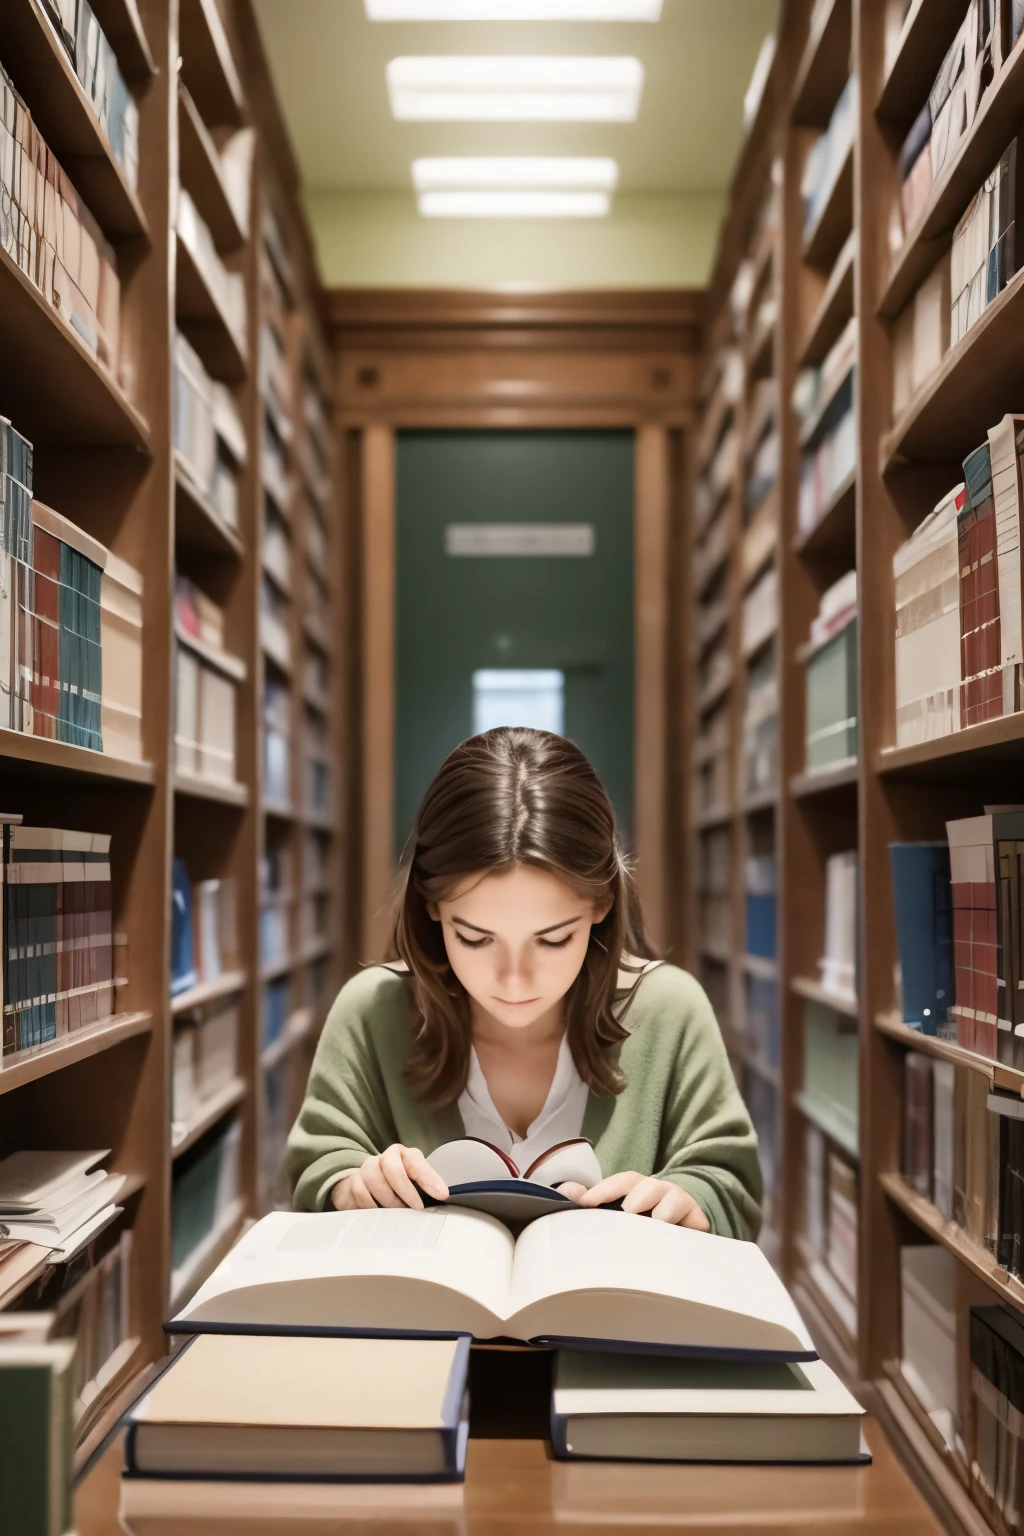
42;0;139;191
741;564;776;659
795;320;856;541
695;699;729;815
177;189;246;355
0;61;121;375
170;860;239;1001
801;77;855;244
1;418;144;758
745;852;775;960
264;673;291;803
743;378;778;523
173;996;239;1144
803;569;858;773
698;825;731;957
895;413;1024;743
742;647;777;798
42;1226;134;1431
170;1119;241;1295
800;1122;858;1334
895;2;1023;251
1;819;122;1059
741;969;779;1073
173;331;246;532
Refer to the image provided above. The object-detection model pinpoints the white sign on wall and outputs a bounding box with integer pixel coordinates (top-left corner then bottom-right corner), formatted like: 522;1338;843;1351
445;523;595;557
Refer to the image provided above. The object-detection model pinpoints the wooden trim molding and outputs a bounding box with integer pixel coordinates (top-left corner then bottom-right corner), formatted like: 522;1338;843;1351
635;426;670;952
361;425;397;961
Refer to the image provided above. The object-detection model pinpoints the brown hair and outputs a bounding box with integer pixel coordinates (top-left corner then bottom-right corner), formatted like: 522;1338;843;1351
390;727;655;1107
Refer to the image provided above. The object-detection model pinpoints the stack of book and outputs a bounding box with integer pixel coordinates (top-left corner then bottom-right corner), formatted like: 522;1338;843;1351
48;1227;135;1433
1;821;119;1059
173;997;239;1144
42;0;140;191
169;860;239;1000
0;1150;124;1262
893;442;1024;745
0;64;121;374
803;572;858;772
801;77;856;239
0;421;143;756
173;332;247;532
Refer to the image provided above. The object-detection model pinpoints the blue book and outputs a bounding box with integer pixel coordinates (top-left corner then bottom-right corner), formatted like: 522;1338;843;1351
889;842;954;1035
170;858;198;997
123;1333;469;1482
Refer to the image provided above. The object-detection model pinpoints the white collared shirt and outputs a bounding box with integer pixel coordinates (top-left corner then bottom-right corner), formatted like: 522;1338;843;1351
457;1030;589;1173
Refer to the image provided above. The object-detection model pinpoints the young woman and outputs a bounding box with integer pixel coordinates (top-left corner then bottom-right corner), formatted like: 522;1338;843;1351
288;727;762;1239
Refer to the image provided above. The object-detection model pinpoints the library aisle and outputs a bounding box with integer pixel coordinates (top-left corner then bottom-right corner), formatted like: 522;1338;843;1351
1;1;1023;1535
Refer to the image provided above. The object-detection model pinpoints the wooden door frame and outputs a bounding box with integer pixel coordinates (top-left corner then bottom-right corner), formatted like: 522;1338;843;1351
326;288;705;962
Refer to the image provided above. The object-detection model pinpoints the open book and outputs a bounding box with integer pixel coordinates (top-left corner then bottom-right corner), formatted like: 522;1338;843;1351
422;1137;605;1219
168;1208;816;1362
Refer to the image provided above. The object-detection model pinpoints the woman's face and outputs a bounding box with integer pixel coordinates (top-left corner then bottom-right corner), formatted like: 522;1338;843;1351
431;864;610;1033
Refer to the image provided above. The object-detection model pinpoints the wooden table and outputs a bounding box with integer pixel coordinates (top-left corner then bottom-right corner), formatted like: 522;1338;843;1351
74;1350;944;1536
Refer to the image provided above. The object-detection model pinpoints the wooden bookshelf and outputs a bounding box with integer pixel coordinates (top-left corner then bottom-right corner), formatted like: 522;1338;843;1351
687;5;1024;1531
0;0;345;1473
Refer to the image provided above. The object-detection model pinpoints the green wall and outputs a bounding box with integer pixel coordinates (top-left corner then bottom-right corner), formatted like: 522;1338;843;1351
395;430;635;856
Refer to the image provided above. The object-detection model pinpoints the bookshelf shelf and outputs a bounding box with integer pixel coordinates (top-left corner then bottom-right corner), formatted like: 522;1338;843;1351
178;82;247;255
175;626;247;683
0;248;151;452
261;1006;315;1072
790;1269;859;1391
791;974;859;1021
792;467;856;563
793;1089;859;1161
791;0;851;129
799;363;853;450
880;1172;1024;1319
700;940;733;967
873;1011;1024;1096
168;1197;246;1318
260;955;295;984
178;0;246;131
173;771;250;808
881;268;1024;472
0;1011;153;1098
789;757;859;799
174;454;245;561
303;613;333;655
4;0;150;240
89;0;156;80
877;714;1024;777
176;232;248;384
798;230;855;370
801;142;854;274
262;796;297;822
171;1077;247;1159
696;804;733;831
742;954;777;981
874;0;967;123
0;728;155;787
878;40;1024;320
171;970;247;1018
743;784;778;814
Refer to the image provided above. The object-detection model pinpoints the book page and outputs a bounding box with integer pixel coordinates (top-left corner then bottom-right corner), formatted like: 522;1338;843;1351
506;1210;814;1354
177;1208;516;1337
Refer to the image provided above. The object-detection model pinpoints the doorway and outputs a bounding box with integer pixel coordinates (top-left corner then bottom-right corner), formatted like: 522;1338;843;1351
394;429;635;857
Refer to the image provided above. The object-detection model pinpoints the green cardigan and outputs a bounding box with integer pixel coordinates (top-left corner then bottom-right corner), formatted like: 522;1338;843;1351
286;963;763;1241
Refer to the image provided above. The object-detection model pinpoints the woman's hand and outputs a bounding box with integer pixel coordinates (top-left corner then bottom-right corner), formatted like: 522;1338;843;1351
331;1145;449;1211
558;1172;711;1229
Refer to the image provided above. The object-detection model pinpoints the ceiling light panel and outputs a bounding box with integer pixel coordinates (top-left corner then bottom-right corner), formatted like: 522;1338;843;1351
386;56;644;121
366;2;661;18
418;190;611;216
412;157;619;189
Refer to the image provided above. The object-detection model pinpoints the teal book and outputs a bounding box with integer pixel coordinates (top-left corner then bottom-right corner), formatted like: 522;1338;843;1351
0;1339;76;1536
